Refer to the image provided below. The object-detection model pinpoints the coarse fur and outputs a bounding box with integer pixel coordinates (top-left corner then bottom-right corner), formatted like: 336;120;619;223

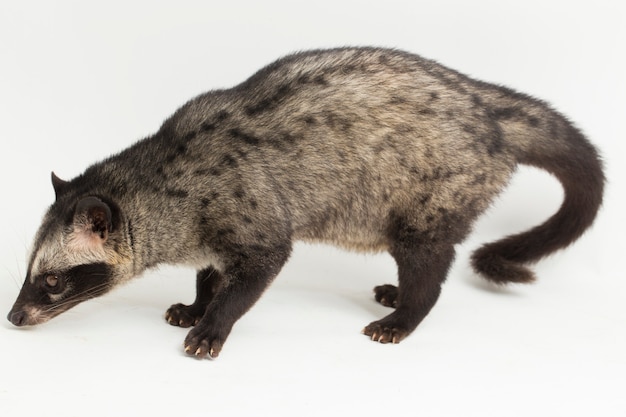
8;47;604;358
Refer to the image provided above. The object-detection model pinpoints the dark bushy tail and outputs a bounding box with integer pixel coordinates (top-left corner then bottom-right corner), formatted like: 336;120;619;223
471;115;605;284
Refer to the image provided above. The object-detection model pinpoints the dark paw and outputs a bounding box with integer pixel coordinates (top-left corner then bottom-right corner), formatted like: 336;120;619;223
362;320;409;344
184;327;225;359
165;303;204;328
374;284;398;308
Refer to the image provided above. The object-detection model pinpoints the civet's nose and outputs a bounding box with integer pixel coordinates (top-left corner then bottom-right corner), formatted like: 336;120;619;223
7;309;27;326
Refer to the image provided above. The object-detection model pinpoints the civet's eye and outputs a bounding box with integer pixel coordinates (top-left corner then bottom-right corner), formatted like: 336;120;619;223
45;275;59;288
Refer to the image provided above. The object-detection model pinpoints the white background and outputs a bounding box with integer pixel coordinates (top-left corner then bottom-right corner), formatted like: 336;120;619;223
1;1;624;416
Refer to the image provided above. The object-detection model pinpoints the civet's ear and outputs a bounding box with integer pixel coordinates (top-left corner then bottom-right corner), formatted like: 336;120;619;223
51;172;69;200
73;196;113;244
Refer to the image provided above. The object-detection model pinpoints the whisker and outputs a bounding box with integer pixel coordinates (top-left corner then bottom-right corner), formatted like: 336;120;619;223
42;282;113;314
4;266;21;290
5;246;28;290
47;287;108;311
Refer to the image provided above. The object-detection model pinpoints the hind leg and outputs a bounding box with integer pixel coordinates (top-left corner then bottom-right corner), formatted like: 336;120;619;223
165;266;224;328
364;238;455;344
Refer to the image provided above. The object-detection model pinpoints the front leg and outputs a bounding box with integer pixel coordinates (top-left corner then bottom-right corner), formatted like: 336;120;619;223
165;266;224;328
184;243;291;359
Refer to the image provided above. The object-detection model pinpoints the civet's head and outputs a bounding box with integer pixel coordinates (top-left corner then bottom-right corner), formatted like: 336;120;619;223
7;173;134;326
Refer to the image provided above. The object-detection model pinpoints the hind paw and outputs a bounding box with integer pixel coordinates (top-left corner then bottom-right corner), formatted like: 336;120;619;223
165;303;204;328
374;284;398;308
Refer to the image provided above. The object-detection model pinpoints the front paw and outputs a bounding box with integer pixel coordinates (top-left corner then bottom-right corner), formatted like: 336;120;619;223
165;303;203;328
184;326;226;359
374;284;398;308
362;321;409;344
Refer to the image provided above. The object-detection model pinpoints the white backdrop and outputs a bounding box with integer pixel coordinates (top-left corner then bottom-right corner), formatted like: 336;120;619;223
1;1;624;416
